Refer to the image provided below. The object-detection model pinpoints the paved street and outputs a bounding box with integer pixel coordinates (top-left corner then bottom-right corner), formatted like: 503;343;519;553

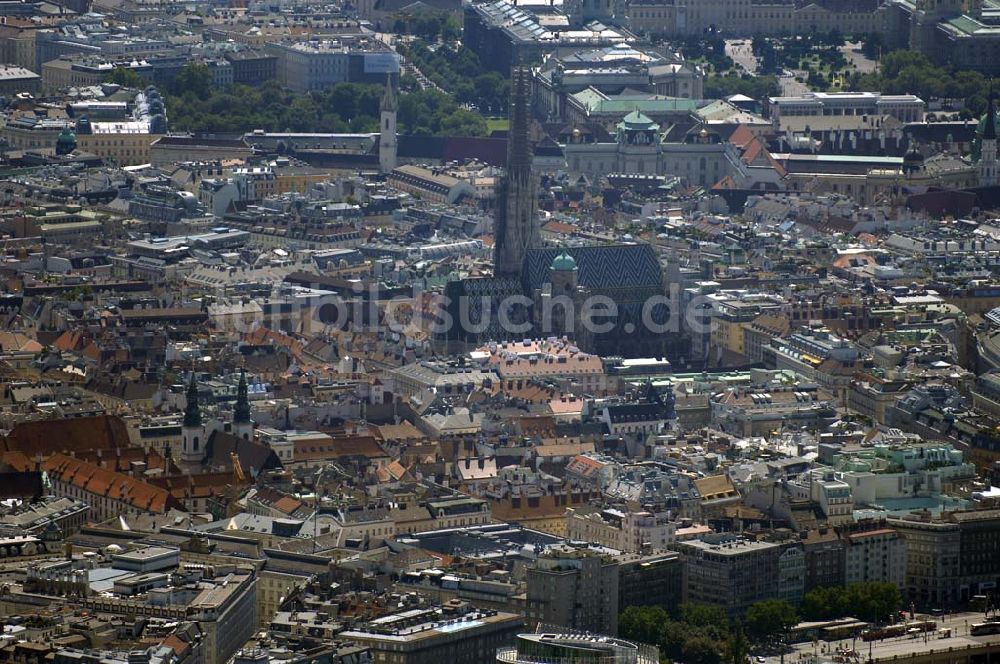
840;41;878;74
725;39;759;76
780;75;809;97
762;613;1000;664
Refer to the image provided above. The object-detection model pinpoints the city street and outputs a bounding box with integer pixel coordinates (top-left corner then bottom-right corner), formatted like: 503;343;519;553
725;39;759;77
762;613;1000;664
779;75;809;97
840;41;878;74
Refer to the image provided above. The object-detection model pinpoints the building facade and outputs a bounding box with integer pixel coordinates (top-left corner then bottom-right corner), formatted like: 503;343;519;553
525;548;620;635
888;509;1000;606
676;534;803;618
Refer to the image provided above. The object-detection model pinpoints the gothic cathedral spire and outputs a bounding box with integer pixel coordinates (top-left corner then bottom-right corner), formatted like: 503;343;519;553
981;81;997;187
493;65;539;277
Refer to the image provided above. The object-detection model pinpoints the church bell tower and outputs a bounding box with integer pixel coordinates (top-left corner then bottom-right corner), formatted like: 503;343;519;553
379;73;398;173
181;373;205;464
233;368;253;441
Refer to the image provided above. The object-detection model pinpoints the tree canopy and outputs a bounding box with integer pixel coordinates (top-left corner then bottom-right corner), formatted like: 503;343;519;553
165;79;488;137
171;63;213;100
398;41;509;115
801;583;901;625
619;605;669;646
102;67;146;89
745;600;799;643
390;11;461;42
618;603;754;664
844;51;989;116
704;73;782;100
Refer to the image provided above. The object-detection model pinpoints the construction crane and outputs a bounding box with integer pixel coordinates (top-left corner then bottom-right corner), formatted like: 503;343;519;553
231;452;246;484
224;452;247;518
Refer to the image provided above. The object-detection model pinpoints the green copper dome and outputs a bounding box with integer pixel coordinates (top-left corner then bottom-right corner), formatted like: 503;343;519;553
55;126;76;155
551;251;578;272
621;109;656;129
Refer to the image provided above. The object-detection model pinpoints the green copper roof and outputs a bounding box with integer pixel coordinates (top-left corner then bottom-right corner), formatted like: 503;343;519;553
621;109;656;127
551;251;578;271
571;90;700;115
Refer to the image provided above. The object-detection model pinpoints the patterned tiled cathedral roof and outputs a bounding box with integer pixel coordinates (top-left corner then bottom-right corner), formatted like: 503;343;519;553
521;244;663;295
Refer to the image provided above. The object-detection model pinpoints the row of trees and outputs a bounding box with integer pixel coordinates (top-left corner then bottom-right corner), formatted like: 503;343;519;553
398;88;489;135
619;583;902;663
103;57;492;135
105;63;215;100
704;73;782;100
801;583;902;625
389;11;462;42
846;51;993;117
751;35;847;77
619;604;749;664
398;41;509;115
679;35;736;73
618;601;795;664
158;72;488;136
164;79;384;133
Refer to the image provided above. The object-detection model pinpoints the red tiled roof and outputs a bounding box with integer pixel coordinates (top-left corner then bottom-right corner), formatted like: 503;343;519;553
292;435;390;461
42;454;183;515
3;415;132;455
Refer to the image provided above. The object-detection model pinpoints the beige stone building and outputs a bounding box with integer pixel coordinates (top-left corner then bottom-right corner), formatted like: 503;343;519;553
626;0;881;36
76;131;162;166
566;506;676;552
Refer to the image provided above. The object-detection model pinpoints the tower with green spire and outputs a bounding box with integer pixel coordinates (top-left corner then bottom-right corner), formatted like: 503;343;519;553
233;368;253;441
181;373;205;463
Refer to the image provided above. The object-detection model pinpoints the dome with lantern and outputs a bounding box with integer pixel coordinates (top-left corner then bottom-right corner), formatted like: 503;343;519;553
55;126;76;155
550;251;578;272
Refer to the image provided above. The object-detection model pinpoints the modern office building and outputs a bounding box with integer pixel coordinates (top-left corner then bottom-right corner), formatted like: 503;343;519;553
340;605;523;664
675;534;804;617
463;0;630;71
525;547;620;635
